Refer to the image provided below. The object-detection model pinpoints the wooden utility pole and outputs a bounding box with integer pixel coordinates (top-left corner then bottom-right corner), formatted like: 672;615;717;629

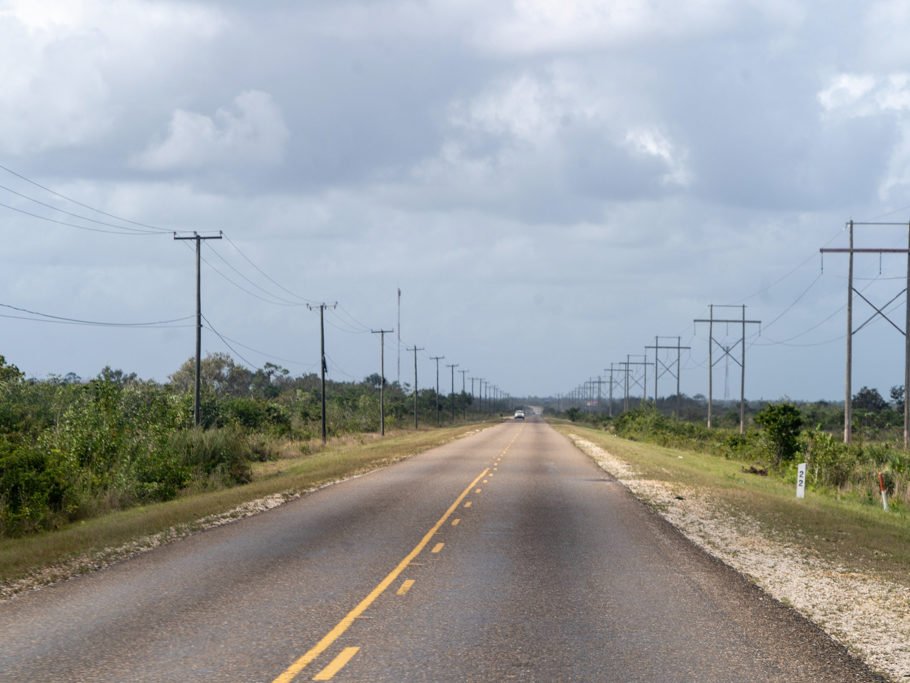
446;363;458;421
173;231;222;427
645;336;691;419
408;345;424;430
821;220;910;446
624;354;649;409
308;302;337;442
459;369;469;419
371;329;393;435
591;376;606;411
430;356;445;425
694;305;761;434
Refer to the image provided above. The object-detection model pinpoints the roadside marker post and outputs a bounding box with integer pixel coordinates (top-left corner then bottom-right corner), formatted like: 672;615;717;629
879;472;889;511
796;463;807;499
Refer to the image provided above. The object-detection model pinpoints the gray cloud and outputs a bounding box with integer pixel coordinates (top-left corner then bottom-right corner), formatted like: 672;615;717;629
1;1;910;399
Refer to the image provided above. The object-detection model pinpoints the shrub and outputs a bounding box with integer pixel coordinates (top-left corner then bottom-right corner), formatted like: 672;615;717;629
0;440;79;535
166;427;253;488
754;403;803;465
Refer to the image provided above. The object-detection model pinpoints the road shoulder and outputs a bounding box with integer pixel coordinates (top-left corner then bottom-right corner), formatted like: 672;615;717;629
560;427;909;681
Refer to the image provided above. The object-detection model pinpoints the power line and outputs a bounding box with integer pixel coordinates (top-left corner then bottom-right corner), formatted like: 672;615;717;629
0;302;194;327
198;322;315;368
0;161;178;233
222;234;317;304
334;304;372;332
324;352;358;380
0;182;164;235
200;315;257;368
206;243;306;306
736;228;841;303
196;249;304;307
0;199;163;236
760;271;824;333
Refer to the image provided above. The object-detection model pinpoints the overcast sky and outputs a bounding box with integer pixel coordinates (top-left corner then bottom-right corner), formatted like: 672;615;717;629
4;1;910;401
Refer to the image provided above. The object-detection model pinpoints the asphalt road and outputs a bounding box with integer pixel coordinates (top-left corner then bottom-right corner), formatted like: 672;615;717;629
0;419;879;681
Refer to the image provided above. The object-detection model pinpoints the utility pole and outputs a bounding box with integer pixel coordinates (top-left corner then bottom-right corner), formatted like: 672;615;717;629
645;336;691;419
446;363;458;421
408;345;424;429
624;354;649;408
173;231;222;427
821;220;910;445
592;376;606;411
397;288;401;387
459;369;469;419
307;302;337;442
694;305;761;434
430;355;445;425
619;361;631;413
372;329;394;436
605;367;614;417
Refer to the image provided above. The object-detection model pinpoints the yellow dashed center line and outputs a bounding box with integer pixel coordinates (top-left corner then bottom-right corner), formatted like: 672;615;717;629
451;518;461;526
272;467;489;682
273;425;526;682
312;647;359;681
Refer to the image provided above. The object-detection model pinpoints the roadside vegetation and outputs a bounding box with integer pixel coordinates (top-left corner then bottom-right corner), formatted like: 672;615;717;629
0;352;498;540
0;422;487;589
551;386;910;513
550;418;910;585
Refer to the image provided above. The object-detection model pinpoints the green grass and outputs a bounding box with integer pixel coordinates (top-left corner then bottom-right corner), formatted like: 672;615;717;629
0;423;489;587
552;421;910;586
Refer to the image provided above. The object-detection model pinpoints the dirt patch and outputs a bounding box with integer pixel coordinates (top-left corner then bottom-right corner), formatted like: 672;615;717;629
569;434;910;681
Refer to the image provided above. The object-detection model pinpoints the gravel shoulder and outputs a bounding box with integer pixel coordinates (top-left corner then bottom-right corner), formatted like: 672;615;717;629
567;433;910;682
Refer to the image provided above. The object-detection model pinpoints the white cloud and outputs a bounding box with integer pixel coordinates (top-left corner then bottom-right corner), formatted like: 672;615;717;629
417;66;689;214
473;0;802;55
817;72;910;199
0;0;225;155
133;91;290;171
623;127;691;187
817;74;877;113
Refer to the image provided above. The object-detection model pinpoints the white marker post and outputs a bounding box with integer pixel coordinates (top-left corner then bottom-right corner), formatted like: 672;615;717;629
879;472;889;512
796;463;807;499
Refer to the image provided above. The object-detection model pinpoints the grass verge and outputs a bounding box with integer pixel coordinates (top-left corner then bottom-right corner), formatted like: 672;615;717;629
0;422;490;591
550;421;910;587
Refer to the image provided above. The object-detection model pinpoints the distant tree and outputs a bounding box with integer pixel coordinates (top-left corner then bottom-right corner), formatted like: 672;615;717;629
852;386;888;412
169;353;252;397
98;366;138;387
363;373;387;388
0;355;23;384
251;363;289;399
891;385;905;413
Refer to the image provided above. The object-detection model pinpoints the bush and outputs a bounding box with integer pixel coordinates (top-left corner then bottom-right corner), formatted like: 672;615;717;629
754;403;803;465
0;440;79;535
166;427;253;488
